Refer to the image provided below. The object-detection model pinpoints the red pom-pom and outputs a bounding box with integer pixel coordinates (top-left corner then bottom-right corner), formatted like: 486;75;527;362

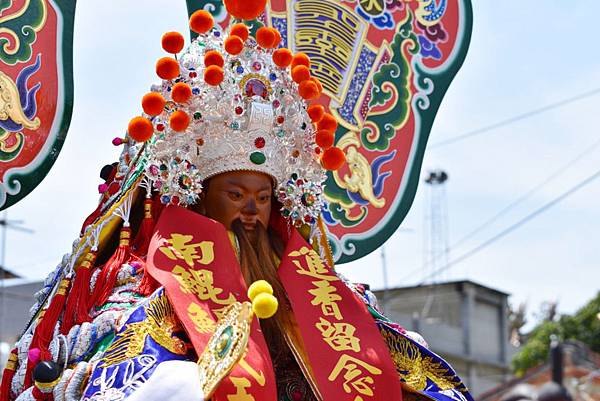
161;32;185;54
190;10;214;33
171;82;193;103
204;65;224;86
230;23;249;41
224;0;267;20
291;52;311;69
298;80;319;100
224;36;244;55
310;77;323;94
291;65;310;84
128;117;154;142
156;57;180;80
321;147;346;171
169;110;190;132
256;26;275;48
204;50;224;67
142;92;166;116
317;113;337;133
271;28;282;47
307;104;325;123
315;130;335;149
273;48;293;68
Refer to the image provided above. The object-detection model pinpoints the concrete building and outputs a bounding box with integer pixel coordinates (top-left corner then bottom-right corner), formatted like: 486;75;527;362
375;280;515;397
0;278;43;373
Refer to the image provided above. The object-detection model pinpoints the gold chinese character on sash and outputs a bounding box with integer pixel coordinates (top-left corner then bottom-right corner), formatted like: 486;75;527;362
160;233;215;267
328;354;383;401
172;265;235;306
289;246;338;282
309;280;343;319
187;302;216;334
316;318;361;352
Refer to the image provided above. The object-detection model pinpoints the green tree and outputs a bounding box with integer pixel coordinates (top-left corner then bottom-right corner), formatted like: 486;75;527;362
511;292;600;376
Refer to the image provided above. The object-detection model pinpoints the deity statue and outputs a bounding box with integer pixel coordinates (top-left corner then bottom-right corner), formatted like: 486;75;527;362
1;3;473;401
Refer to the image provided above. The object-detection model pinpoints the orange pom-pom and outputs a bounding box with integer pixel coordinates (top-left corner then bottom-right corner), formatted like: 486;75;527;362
298;80;319;100
315;130;335;149
128;117;154;142
271;28;282;47
161;32;185;54
204;65;224;86
273;48;293;68
291;65;310;84
317;113;337;133
224;36;244;55
224;0;266;21
171;82;193;103
156;57;180;80
169;110;190;132
321;147;346;171
230;23;249;41
256;26;275;48
204;50;224;67
310;77;323;94
291;53;311;69
307;104;325;123
190;10;214;33
142;92;166;116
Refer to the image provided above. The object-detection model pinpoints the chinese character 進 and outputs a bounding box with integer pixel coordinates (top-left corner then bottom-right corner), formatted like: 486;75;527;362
288;246;338;282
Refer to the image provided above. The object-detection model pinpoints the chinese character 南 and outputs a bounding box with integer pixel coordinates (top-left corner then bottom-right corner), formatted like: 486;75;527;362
160;233;215;267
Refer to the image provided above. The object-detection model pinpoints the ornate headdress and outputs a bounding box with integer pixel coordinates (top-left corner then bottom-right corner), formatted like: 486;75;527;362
126;5;346;227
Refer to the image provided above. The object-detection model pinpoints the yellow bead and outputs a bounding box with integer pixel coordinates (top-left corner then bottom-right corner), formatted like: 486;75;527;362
252;293;278;319
247;280;273;302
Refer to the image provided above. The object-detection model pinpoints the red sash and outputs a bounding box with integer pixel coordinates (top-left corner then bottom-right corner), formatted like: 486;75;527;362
279;230;403;401
146;206;277;401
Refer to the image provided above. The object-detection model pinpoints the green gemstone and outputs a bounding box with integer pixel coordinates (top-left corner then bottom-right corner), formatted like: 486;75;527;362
250;151;266;165
276;129;285;138
193;112;202;120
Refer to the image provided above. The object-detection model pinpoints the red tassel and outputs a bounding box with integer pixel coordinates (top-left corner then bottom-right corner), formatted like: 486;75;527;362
134;199;160;296
25;279;70;389
60;251;97;334
0;348;17;401
88;227;133;310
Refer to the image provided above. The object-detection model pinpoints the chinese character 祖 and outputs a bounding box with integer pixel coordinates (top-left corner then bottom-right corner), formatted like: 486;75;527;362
187;302;216;334
309;280;343;320
316;318;361;352
288;246;338;282
160;233;215;267
172;265;235;306
328;354;383;401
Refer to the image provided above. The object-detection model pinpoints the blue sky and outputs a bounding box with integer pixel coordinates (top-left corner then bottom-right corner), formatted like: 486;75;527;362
3;1;600;330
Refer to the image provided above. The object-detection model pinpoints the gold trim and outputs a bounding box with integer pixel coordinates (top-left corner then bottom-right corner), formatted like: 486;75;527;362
35;376;61;390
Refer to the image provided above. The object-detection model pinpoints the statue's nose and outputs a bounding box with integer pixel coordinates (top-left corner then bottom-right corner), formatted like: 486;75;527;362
242;198;257;214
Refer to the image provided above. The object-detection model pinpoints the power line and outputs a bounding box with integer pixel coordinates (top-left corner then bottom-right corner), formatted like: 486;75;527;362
430;87;600;148
418;166;600;284
451;137;600;250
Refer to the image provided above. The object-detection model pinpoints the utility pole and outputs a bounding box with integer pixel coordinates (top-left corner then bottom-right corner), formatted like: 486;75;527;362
423;170;449;283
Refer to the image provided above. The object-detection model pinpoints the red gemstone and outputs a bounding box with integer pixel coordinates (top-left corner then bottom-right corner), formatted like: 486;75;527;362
156;123;165;131
315;147;321;154
171;196;180;205
189;71;197;78
235;106;244;115
254;137;266;148
276;115;285;124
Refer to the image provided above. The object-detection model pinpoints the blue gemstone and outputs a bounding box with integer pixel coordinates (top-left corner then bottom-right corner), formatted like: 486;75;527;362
214;31;221;37
192;88;200;95
269;73;277;81
161;195;171;204
236;66;244;74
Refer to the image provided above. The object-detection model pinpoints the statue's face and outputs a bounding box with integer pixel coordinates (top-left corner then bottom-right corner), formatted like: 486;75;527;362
202;170;273;233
